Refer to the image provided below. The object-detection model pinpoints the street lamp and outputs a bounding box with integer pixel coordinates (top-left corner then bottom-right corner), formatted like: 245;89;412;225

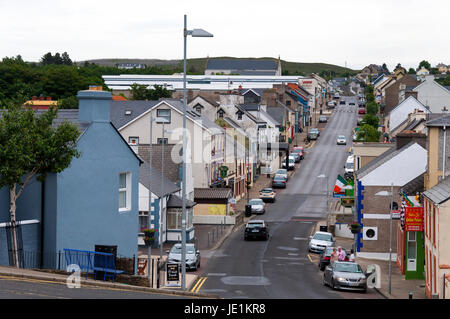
317;174;329;229
182;14;213;291
375;182;394;295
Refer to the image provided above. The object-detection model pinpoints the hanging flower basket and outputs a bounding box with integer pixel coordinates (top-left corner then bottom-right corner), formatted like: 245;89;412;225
142;228;157;246
349;222;361;234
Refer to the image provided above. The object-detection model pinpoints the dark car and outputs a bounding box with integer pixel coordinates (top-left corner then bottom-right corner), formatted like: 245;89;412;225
244;220;269;240
319;247;348;270
349;102;356;106
323;261;367;292
272;175;287;188
339;100;346;105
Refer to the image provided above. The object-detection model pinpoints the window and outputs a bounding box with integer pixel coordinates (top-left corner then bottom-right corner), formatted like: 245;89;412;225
157;138;168;145
237;112;243;120
286;100;291;106
139;211;149;231
167;208;193;230
194;104;202;114
157;109;171;123
217;109;225;118
129;136;139;146
119;172;131;211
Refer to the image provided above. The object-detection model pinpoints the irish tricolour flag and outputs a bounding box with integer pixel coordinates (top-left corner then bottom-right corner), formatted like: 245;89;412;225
333;175;347;193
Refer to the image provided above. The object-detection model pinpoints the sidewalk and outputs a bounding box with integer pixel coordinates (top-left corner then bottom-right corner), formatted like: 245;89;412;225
0;265;217;298
313;221;426;299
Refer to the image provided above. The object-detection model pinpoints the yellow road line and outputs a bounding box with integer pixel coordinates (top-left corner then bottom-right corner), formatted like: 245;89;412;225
190;277;203;292
307;254;313;263
194;277;207;293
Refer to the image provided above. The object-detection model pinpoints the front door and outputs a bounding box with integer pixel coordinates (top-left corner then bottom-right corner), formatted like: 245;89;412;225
407;231;417;271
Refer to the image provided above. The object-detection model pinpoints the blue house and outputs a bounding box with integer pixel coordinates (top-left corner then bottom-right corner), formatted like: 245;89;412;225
0;90;142;269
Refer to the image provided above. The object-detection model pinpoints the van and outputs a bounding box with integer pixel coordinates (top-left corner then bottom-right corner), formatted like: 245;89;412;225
344;156;354;179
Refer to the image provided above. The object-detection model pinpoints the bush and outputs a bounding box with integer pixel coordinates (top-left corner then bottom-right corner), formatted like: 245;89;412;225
366;101;378;115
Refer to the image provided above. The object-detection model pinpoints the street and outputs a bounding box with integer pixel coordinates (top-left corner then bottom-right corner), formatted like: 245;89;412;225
196;97;381;298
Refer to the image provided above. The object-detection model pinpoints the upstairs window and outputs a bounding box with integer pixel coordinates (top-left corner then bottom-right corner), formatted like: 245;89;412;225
157;109;171;124
119;172;131;212
129;137;139;146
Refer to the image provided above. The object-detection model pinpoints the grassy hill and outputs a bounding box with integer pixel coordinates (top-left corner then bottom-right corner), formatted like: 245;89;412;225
78;57;357;76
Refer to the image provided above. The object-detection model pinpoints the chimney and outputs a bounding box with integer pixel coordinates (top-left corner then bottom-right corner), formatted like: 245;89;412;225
32;96;37;101
46;96;52;101
77;89;112;123
396;131;427;150
405;91;418;100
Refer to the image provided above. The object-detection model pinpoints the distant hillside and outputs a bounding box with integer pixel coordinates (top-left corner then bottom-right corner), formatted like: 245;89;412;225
78;57;357;76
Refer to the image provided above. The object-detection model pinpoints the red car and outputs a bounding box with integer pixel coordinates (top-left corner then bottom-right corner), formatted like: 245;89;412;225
358;108;366;114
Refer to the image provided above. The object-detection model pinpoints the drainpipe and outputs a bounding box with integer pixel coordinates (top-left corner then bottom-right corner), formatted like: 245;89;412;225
40;180;45;268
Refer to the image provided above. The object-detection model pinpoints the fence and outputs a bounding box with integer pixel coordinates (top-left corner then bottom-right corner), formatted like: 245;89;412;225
5;250;136;276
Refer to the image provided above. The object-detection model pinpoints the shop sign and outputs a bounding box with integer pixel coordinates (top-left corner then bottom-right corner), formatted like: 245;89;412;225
405;207;423;231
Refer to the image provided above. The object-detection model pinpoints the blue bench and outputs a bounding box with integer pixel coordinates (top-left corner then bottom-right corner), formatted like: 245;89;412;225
64;249;124;282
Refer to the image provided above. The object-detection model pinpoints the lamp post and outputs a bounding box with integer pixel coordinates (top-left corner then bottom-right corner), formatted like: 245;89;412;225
159;118;169;260
317;174;329;228
182;14;213;290
375;183;394;295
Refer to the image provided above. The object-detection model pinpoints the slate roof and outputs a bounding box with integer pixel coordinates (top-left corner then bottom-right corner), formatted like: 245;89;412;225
425;114;450;127
404;118;425;131
240;103;260;112
167;194;196;208
110;100;160;129
356;142;416;179
188;95;219;107
423;175;450;204
139;161;180;197
400;173;424;196
194;188;232;199
242;88;264;97
139;144;181;184
34;109;91;134
266;106;285;126
206;59;278;71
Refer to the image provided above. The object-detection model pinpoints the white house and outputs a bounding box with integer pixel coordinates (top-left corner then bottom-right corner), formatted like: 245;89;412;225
388;96;430;135
413;75;450;113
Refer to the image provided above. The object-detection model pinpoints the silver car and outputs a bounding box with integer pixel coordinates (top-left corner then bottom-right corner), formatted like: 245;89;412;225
308;231;335;253
337;135;347;145
167;243;200;270
323;261;367;292
275;169;288;180
248;198;265;214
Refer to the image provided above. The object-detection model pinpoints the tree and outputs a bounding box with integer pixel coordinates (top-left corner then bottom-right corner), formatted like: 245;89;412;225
0;105;81;267
40;52;54;65
418;60;431;70
408;68;416;74
366;92;375;103
130;83;172;100
58;96;78;109
357;124;381;142
366;101;378;115
61;52;73;66
382;63;389;73
362;113;379;128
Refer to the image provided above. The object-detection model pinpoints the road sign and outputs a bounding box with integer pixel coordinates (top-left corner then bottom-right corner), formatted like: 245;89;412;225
392;210;401;220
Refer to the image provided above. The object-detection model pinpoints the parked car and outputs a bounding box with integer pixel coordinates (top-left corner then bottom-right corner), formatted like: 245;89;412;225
259;187;276;202
319;115;327;123
282;156;295;170
336;135;347;145
307;131;318;140
333;93;340;99
319;247;349;271
358;108;366;114
272;175;287;188
339;100;346;105
349;102;355;106
310;128;320;136
247;198;265;214
244;220;269;241
275;168;288;180
291;147;304;160
323;261;367;292
291;152;301;163
167;243;201;270
327;101;336;108
344;156;354;179
308;231;335;253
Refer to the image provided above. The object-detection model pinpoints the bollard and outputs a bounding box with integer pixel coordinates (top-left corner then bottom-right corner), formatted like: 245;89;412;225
409;291;413;299
156;258;160;289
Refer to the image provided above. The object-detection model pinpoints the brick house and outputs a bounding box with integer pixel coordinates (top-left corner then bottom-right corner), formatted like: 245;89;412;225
384;75;420;115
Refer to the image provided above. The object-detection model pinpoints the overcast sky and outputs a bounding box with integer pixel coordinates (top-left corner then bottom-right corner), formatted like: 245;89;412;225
1;0;449;71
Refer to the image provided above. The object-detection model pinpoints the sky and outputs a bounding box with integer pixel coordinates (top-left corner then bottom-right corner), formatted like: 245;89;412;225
0;0;449;71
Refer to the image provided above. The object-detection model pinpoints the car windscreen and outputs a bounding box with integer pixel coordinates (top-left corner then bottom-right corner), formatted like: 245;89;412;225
247;223;264;229
261;189;273;193
334;263;363;273
171;246;195;254
249;200;262;205
345;162;354;169
274;176;285;181
313;233;332;241
339;136;346;139
276;169;287;174
291;149;302;153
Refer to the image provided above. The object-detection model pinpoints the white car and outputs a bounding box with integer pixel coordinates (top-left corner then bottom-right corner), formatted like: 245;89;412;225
282;156;295;170
247;198;265;214
275;169;288;180
308;231;335;253
337;135;347;145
